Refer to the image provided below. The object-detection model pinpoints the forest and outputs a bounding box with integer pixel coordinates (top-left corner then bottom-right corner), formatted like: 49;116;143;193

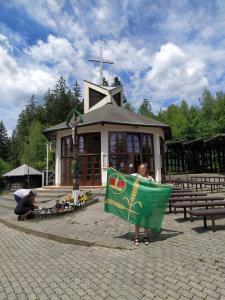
1;75;225;189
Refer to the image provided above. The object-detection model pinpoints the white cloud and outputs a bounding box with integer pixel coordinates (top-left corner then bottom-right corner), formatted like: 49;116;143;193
0;37;58;133
145;43;208;101
0;44;56;104
91;39;151;73
25;35;75;63
91;0;129;36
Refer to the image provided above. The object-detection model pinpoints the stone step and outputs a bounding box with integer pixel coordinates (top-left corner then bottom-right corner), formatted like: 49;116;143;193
38;187;106;195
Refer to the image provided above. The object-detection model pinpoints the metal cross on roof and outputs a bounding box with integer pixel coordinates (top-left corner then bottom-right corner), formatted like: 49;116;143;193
89;47;114;86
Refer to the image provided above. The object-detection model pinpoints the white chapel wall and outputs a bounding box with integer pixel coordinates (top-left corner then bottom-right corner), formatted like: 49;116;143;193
54;124;164;186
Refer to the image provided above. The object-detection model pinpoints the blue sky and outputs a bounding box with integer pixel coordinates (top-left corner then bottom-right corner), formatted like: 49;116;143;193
1;0;225;134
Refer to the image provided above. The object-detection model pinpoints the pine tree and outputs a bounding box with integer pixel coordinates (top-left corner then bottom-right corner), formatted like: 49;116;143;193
103;77;109;86
9;129;20;167
112;76;121;87
45;77;74;125
138;99;154;118
73;81;81;106
72;80;83;113
0;121;9;161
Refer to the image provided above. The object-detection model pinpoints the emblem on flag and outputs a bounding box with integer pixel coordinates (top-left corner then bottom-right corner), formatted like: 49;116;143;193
108;173;126;194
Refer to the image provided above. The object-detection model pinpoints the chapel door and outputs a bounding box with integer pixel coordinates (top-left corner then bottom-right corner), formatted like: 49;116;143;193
61;158;72;186
79;155;101;186
127;133;141;173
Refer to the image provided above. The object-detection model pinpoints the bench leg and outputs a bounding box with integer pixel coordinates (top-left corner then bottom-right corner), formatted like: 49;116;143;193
211;217;216;232
184;207;187;220
204;216;207;229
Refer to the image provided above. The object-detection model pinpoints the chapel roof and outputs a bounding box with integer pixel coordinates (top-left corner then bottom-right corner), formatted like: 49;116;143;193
44;103;171;138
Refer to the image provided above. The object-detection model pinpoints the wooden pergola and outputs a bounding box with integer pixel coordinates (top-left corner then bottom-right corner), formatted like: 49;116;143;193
165;134;225;174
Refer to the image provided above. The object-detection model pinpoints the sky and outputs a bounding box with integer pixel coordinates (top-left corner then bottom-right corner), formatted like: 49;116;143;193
1;0;225;135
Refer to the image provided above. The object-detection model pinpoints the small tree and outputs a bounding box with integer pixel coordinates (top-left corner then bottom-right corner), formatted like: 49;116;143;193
22;121;47;170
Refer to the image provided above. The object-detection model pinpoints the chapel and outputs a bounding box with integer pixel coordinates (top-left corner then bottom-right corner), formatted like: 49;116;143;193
44;80;171;187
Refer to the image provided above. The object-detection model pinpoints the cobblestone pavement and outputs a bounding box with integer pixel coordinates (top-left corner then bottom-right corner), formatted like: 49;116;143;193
1;198;225;299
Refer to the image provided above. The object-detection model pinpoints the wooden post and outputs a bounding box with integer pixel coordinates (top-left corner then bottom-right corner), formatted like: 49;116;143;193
70;115;80;203
66;109;84;204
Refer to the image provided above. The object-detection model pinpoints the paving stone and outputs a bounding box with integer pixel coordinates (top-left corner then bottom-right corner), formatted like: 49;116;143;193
1;197;225;300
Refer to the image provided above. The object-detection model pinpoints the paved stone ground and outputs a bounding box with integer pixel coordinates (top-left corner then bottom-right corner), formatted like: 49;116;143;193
1;195;225;299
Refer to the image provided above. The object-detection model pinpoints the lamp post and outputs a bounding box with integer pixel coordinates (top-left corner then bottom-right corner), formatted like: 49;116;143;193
46;143;49;186
27;164;30;189
26;141;30;189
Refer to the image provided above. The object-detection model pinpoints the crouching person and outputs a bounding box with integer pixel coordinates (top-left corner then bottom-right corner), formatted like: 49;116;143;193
13;189;32;204
14;191;38;220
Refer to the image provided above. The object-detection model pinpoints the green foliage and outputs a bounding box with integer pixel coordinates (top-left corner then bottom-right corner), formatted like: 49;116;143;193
9;129;20;168
0;158;11;189
103;77;109;86
73;81;83;113
112;76;121;87
44;77;83;125
7;76;83;172
21;121;47;170
211;91;225;133
138;99;155;118
0;121;9;161
157;89;225;141
124;101;135;112
158;104;187;140
197;89;215;137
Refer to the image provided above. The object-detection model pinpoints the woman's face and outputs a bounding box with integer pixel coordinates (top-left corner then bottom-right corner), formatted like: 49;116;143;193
139;165;147;177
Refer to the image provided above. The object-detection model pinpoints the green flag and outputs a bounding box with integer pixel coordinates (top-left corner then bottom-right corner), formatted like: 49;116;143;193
104;168;172;232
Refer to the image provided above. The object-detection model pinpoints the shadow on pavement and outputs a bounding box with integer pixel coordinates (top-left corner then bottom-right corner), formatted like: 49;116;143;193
192;223;225;233
113;228;183;243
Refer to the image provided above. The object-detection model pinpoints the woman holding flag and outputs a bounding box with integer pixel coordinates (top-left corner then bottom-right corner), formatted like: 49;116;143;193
132;163;155;246
105;164;172;247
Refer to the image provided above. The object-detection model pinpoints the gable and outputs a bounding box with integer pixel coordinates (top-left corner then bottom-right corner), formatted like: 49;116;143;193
89;88;107;109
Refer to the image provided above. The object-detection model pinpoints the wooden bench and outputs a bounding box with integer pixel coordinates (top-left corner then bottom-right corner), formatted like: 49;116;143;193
172;188;193;193
172;179;206;191
203;181;225;193
171;200;225;220
191;175;225;183
171;192;207;197
170;196;224;203
169;196;224;213
188;208;225;232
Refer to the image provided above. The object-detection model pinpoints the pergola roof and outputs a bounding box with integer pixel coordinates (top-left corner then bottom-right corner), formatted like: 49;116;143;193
167;135;225;148
44;103;171;137
183;138;204;145
204;134;225;145
3;164;42;177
